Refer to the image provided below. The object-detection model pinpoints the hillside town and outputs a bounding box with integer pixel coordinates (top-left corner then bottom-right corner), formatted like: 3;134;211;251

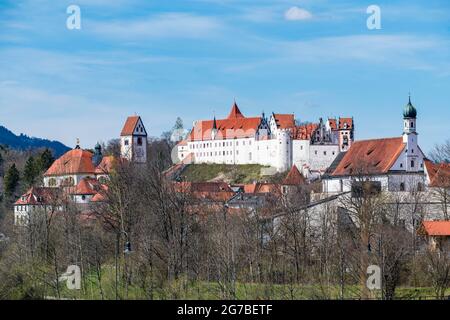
1;97;450;300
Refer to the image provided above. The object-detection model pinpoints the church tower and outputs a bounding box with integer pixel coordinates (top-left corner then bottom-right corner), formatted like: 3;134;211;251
402;96;419;172
120;116;148;163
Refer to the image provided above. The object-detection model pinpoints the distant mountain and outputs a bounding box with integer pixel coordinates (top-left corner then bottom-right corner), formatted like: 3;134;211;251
0;125;70;157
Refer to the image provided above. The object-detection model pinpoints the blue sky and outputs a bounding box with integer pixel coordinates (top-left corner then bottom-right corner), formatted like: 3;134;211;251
0;0;449;153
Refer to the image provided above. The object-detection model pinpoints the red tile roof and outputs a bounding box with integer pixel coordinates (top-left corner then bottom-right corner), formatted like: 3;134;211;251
424;160;450;188
73;178;101;195
328;118;337;130
189;103;261;141
273;114;295;129
292;123;318;140
95;156;116;174
332;137;405;176
339;117;353;130
120;116;140;136
227;102;245;119
174;182;235;201
14;187;62;205
45;149;96;176
421;221;450;236
283;165;306;185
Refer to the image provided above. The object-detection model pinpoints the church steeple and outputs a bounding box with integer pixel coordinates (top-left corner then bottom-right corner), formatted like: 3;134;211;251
211;115;218;140
403;95;417;135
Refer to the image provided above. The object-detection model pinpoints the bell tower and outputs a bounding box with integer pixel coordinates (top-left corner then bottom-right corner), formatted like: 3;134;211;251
402;96;418;172
120;116;148;163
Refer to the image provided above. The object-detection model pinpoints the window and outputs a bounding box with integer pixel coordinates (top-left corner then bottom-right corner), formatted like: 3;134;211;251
315;150;318;155
411;149;414;153
81;195;86;201
400;183;405;191
411;122;414;128
411;160;415;167
323;151;327;156
124;140;129;146
417;182;424;192
400;163;403;168
137;137;143;146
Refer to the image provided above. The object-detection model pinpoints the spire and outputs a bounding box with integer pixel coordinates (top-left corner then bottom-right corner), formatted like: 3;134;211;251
227;101;244;119
212;115;217;130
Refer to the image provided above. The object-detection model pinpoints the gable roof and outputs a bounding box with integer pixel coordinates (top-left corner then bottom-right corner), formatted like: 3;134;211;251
424;160;450;188
72;178;101;195
95;156;116;174
332;137;405;176
14;187;63;205
339;118;353;130
421;221;450;236
45;149;96;176
273;114;295;129
328;118;337;130
283;165;306;185
188;103;261;141
121;116;142;136
227;102;245;119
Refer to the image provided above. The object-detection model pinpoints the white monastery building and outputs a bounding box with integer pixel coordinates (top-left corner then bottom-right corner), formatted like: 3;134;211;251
177;102;354;176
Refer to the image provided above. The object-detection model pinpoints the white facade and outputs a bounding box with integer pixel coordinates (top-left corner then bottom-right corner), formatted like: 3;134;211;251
177;107;354;174
120;117;148;163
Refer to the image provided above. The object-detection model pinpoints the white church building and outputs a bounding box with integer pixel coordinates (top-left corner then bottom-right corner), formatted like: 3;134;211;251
322;97;427;193
177;102;354;176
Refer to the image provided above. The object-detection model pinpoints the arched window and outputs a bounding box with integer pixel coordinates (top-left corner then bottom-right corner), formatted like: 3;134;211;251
399;183;405;191
137;137;143;146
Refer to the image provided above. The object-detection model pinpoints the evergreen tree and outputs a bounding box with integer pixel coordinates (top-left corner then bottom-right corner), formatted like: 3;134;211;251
36;148;54;173
23;156;38;187
4;163;20;196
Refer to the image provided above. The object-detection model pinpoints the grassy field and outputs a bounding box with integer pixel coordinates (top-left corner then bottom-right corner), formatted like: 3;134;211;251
50;265;449;300
179;164;282;184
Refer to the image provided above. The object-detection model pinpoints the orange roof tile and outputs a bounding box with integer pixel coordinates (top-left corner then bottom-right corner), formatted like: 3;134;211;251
339;117;353;130
14;187;62;205
45;149;96;176
273;114;295;129
332;137;405;176
95;156;116;174
421;221;450;236
73;178;101;195
424;160;450;188
292;123;318;140
283;165;306;185
328;118;337;130
189;103;262;142
227;102;244;119
121;116;140;136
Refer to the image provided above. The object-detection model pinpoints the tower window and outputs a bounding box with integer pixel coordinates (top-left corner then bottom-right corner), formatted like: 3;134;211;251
125;140;129;146
411;122;414;128
411;160;415;167
400;183;405;191
137;137;143;146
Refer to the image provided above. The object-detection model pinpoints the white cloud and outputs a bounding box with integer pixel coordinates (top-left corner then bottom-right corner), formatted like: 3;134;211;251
284;6;312;21
90;13;222;40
